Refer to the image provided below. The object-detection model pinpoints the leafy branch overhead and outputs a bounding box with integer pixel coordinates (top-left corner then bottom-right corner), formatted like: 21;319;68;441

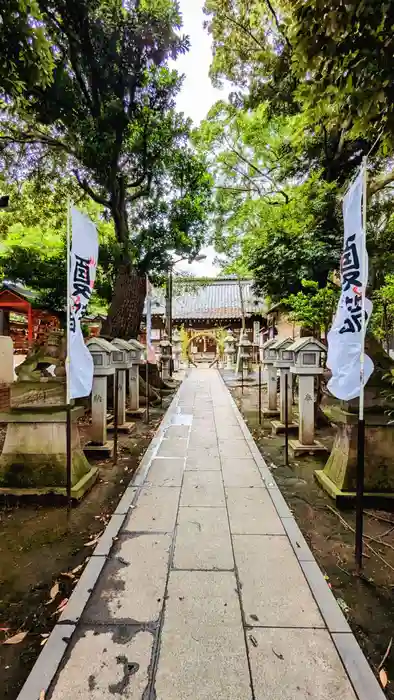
0;0;213;338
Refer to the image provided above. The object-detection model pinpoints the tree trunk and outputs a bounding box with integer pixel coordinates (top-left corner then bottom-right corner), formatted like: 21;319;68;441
102;262;146;339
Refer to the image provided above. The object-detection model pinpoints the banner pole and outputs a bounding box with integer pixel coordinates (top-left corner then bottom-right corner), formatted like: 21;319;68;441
284;374;289;466
113;368;119;466
145;360;149;424
66;199;72;516
355;158;368;573
258;363;262;425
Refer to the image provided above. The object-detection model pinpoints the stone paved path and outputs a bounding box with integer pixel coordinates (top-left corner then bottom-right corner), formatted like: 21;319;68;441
19;369;385;700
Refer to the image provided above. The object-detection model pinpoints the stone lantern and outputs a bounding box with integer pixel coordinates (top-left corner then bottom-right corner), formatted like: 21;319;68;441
224;330;237;370
261;338;279;418
172;329;182;371
109;340;135;434
127;338;145;416
110;339;135;433
271;337;298;434
85;337;116;456
159;333;172;380
288;337;327;456
238;332;253;376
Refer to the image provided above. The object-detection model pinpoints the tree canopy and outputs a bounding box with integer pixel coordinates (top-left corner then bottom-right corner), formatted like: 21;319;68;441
199;0;394;342
0;0;212;337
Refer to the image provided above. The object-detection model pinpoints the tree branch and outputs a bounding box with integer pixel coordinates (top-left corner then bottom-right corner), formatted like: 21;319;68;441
369;171;394;197
265;0;292;50
219;11;265;51
73;170;110;207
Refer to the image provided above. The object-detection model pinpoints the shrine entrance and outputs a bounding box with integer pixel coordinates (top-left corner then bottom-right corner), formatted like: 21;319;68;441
186;331;219;364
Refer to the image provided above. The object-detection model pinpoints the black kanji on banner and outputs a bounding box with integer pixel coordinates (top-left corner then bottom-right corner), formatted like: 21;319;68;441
339;294;367;334
73;255;92;299
341;234;361;291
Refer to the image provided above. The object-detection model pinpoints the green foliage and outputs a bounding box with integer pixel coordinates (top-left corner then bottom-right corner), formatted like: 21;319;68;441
282;280;340;339
200;0;394;312
0;177;115;313
0;0;212;280
372;275;394;351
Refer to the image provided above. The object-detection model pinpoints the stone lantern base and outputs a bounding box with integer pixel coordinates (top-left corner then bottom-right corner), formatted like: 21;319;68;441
271;419;298;436
289;438;327;457
315;406;394;505
0;406;98;500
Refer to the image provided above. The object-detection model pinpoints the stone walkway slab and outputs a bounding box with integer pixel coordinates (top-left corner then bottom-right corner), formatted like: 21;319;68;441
180;471;225;507
234;534;324;628
156;571;251;700
247;628;357;700
174;506;233;570
226;487;286;535
19;368;385;700
124;486;180;532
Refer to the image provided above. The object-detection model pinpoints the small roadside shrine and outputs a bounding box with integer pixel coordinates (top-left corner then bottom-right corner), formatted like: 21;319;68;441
0;283;60;353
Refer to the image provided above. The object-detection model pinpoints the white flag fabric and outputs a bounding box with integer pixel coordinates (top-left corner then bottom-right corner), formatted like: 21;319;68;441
68;207;99;399
327;168;374;400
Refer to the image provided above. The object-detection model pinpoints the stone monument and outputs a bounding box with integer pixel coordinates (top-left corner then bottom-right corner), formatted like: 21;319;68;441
106;339;135;435
127;338;145;417
261;338;279;418
84;337;115;457
0;331;98;499
172;329;182;371
224;330;236;370
287;337;327;456
238;332;253;377
270;337;298;435
159;334;172;380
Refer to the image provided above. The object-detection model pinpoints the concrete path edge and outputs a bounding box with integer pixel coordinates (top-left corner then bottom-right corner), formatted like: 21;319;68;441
220;372;386;700
16;387;182;700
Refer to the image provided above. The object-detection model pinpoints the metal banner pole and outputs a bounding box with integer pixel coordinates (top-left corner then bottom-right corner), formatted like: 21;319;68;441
355;157;368;573
66;199;72;515
145;361;149;424
258;364;262;425
113;368;119;466
284;374;289;466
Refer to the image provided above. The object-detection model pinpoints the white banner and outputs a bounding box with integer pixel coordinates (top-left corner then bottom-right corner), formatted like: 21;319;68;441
68;207;99;399
327;167;374;400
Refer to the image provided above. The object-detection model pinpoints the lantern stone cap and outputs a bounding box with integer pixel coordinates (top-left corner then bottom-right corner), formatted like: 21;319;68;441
271;336;293;350
288;337;327;354
172;329;181;340
239;333;252;346
112;338;133;351
159;338;172;347
261;337;278;350
128;338;145;350
86;337;117;353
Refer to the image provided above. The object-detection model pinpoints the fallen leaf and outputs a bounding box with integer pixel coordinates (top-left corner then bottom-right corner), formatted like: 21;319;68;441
380;669;388;688
46;582;59;604
60;570;76;581
3;631;28;645
83;531;103;547
52;598;69;616
39;691;46;700
71;564;84;575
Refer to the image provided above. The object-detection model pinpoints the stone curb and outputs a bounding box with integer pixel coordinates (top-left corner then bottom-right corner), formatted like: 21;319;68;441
16;388;181;700
221;372;386;700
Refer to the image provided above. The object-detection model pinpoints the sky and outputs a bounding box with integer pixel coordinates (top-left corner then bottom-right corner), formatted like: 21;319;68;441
172;0;226;278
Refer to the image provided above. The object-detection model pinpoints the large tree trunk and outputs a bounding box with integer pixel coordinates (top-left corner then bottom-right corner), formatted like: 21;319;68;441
102;262;146;339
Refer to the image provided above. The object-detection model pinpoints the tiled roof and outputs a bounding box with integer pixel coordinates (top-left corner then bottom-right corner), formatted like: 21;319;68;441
148;278;267;320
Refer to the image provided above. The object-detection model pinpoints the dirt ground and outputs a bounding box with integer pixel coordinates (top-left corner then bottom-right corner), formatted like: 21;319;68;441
0;400;171;700
229;380;394;697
